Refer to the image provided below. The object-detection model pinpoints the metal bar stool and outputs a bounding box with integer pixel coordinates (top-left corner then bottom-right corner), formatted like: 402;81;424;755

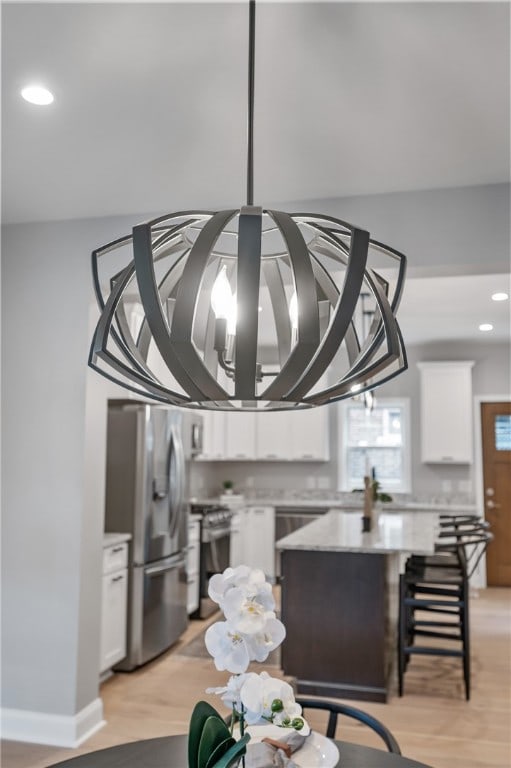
398;521;492;700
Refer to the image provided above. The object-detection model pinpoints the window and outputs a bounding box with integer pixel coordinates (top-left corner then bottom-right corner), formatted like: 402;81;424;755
338;398;411;493
495;414;511;451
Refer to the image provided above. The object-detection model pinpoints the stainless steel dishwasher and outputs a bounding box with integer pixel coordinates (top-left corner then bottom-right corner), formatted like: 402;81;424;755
274;507;326;578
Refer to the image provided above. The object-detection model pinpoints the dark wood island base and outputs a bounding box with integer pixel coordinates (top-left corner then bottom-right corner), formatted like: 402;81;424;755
280;548;393;703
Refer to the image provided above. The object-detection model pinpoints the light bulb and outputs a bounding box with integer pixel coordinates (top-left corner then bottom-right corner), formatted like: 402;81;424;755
211;266;233;319
289;290;298;330
491;292;509;302
227;293;237;336
479;323;493;332
211;266;236;335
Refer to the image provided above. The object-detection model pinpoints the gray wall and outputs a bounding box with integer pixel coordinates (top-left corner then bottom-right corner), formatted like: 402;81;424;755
273;183;510;278
1;217;130;720
1;181;509;731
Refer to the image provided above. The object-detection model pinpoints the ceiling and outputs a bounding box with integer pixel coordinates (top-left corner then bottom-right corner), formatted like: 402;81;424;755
2;1;510;347
2;1;509;225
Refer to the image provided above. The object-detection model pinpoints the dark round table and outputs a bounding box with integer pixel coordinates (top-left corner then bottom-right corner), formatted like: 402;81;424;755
49;733;434;768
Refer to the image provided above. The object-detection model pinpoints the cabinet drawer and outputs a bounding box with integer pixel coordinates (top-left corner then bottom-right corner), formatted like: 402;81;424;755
102;542;128;574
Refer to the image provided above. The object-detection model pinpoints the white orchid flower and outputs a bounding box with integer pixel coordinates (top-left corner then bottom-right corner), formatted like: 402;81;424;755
206;672;257;709
204;620;250;674
222;588;275;635
244;617;286;662
208;565;252;606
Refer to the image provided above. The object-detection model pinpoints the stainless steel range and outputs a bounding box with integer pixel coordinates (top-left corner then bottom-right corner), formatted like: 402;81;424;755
190;503;233;619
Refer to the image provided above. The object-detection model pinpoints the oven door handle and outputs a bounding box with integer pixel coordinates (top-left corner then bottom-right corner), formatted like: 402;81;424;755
201;525;232;543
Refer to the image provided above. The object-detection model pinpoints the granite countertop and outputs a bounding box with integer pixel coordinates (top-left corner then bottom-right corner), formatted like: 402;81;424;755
190;495;477;513
275;509;439;556
103;532;132;547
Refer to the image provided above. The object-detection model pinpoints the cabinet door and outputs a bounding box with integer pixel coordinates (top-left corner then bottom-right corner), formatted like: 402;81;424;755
419;362;474;463
245;507;275;579
290;406;330;461
230;510;246;568
200;410;226;460
100;570;128;673
224;412;257;460
255;412;292;460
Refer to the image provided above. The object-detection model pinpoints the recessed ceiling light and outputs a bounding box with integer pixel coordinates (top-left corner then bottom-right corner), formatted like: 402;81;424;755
21;85;54;106
491;292;509;302
479;323;493;332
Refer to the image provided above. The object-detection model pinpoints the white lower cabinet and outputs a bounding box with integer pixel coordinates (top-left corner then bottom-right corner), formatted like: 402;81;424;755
100;540;129;674
186;518;201;614
244;506;275;580
230;508;246;568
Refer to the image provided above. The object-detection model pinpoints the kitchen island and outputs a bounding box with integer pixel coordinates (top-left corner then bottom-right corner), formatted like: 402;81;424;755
277;509;439;703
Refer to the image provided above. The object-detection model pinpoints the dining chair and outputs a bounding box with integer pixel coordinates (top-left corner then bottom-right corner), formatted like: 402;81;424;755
398;519;493;700
295;695;401;754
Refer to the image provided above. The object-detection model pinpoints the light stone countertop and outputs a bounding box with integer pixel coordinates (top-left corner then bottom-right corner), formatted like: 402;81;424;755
275;509;439;556
103;532;132;547
191;496;477;513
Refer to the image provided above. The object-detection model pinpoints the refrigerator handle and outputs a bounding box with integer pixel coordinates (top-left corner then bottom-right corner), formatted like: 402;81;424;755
145;556;186;577
170;422;186;535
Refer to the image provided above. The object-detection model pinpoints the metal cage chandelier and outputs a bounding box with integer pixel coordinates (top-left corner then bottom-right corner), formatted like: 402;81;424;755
89;1;407;412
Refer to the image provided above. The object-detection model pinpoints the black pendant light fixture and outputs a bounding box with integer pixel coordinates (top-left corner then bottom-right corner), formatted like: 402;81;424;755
89;1;407;411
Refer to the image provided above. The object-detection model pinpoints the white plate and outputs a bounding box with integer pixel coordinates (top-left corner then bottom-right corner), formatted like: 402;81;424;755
245;724;339;768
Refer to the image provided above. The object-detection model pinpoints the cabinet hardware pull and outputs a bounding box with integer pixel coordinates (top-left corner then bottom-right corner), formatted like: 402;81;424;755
111;574;124;583
111;546;124;553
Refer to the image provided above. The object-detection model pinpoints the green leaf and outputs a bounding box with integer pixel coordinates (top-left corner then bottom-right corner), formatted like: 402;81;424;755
188;701;228;768
197;717;232;768
209;733;250;768
205;736;236;768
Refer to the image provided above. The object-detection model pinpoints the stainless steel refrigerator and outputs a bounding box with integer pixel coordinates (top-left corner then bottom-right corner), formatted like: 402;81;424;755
104;401;200;670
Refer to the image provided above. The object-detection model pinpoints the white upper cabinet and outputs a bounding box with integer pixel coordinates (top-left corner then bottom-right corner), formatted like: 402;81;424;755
418;361;474;463
225;412;257;460
255;411;293;460
289;406;330;461
199;410;226;460
199;405;330;462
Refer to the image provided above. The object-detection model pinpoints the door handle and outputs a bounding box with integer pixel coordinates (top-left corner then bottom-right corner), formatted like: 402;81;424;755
145;557;186;576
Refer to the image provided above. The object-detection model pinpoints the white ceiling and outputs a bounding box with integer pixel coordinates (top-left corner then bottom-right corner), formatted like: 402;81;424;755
2;1;509;225
396;273;511;345
2;1;510;346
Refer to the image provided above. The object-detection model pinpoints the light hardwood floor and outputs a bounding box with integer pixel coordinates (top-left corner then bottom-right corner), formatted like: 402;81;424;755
2;588;510;768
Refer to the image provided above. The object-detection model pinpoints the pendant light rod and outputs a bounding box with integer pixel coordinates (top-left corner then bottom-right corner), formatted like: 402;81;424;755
246;0;256;206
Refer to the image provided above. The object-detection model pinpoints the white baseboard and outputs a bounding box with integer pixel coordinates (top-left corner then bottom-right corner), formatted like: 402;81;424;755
1;697;105;747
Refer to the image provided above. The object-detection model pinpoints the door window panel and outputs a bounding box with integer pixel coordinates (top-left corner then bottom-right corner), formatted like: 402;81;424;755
495;414;511;451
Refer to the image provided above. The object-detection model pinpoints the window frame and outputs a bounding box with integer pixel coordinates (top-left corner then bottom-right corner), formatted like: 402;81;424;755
337;397;412;493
